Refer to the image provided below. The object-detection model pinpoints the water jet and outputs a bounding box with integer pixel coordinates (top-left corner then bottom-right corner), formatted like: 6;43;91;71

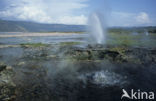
88;12;107;45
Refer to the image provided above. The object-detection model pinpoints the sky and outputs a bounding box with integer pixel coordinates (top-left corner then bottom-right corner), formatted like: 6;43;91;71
0;0;155;26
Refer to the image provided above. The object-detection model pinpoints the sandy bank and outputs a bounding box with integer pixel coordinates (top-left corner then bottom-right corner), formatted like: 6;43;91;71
0;32;77;37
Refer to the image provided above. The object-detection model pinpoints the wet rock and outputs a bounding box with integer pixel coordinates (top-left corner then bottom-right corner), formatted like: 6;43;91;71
64;46;156;64
0;63;7;72
17;61;25;66
66;48;122;61
6;66;12;70
22;47;50;59
0;45;155;101
87;44;105;49
0;65;16;101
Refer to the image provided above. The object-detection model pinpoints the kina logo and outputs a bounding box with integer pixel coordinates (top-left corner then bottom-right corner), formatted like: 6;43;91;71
121;89;154;100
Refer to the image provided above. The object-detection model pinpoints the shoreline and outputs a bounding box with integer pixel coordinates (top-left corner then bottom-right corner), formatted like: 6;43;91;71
0;32;83;38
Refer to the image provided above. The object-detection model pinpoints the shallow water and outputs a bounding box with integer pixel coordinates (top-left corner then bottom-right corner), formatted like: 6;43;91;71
0;33;89;45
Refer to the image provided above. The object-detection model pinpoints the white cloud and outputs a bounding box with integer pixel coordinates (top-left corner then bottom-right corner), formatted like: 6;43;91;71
135;12;150;24
0;0;88;25
1;0;154;26
57;15;87;25
109;11;152;26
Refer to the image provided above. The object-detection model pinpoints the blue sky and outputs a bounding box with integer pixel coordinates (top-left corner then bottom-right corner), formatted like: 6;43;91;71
0;0;155;26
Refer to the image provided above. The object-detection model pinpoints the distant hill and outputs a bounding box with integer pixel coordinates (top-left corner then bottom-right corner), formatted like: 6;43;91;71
0;20;86;32
108;26;156;34
0;19;156;33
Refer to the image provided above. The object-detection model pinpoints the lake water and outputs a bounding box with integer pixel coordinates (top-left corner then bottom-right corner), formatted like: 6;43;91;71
0;32;89;45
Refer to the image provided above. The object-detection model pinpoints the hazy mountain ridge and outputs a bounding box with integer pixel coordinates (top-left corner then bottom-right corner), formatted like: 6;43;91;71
0;19;156;33
0;20;86;32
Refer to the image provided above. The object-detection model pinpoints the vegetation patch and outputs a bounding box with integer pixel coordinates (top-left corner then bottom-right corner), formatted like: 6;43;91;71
20;43;49;48
60;42;82;46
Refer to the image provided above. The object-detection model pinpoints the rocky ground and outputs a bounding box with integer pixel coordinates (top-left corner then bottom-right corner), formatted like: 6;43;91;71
0;44;156;101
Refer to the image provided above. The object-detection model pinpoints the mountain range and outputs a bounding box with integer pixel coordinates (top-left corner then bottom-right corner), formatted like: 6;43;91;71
0;19;156;33
0;19;86;32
